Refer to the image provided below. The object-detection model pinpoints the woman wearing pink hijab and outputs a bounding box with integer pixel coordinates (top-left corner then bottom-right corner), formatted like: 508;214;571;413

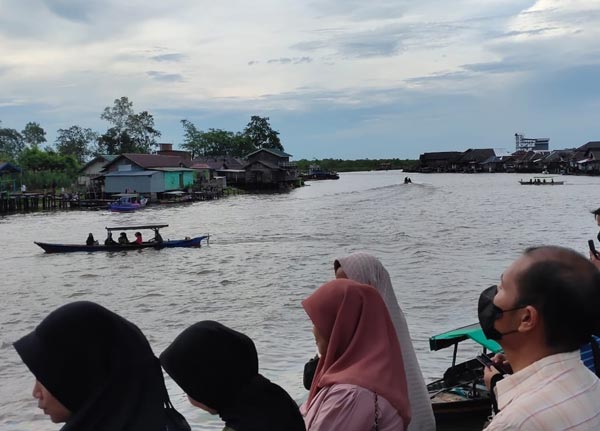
301;278;411;430
334;253;436;431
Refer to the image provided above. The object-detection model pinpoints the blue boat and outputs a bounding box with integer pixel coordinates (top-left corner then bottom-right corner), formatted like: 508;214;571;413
108;193;149;212
35;224;209;253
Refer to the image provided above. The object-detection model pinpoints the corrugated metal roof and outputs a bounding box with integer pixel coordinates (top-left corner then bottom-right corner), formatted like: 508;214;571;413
0;162;22;173
105;171;159;177
150;167;196;172
104;154;190;170
123;153;190;168
246;148;292;158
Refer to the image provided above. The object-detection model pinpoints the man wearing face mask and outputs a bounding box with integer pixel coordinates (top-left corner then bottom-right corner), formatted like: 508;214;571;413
478;246;600;431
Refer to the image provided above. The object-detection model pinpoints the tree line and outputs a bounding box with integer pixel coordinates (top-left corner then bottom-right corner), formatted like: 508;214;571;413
0;97;284;189
295;158;418;172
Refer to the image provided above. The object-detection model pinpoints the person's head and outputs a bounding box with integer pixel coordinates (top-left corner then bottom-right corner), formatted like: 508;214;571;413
160;321;259;414
333;253;399;310
479;246;600;353
14;301;167;428
120;232;126;237
32;380;71;423
333;253;390;287
135;232;141;238
302;279;411;423
87;233;93;238
592;208;600;227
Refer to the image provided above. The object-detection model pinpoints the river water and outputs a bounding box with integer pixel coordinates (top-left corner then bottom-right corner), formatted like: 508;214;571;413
1;171;598;430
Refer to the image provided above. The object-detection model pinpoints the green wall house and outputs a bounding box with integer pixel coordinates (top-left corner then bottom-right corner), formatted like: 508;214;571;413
156;168;196;190
101;154;196;198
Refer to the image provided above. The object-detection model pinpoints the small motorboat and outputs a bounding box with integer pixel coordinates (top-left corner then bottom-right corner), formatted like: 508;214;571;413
300;165;340;180
428;323;502;430
35;224;209;253
108;193;148;212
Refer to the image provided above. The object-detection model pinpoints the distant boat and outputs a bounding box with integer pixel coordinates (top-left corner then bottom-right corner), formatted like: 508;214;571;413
300;165;340;180
34;224;209;253
519;176;563;185
108;193;148;212
157;190;193;204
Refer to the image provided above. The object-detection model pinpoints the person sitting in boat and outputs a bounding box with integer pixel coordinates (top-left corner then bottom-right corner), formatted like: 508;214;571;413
134;232;143;245
479;246;600;430
86;233;96;246
118;232;129;244
160;321;305;431
153;229;163;243
12;301;190;431
301;279;411;431
104;232;117;245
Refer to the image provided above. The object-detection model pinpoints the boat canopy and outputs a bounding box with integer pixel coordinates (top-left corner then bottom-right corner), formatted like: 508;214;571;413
429;322;502;353
105;224;168;232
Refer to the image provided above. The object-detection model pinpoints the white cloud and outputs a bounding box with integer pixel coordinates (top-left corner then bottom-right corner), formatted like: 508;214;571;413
0;0;599;157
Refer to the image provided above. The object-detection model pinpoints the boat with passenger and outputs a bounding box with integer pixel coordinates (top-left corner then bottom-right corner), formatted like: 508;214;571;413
428;323;501;429
34;224;209;253
108;193;149;212
519;176;563;185
300;165;340;180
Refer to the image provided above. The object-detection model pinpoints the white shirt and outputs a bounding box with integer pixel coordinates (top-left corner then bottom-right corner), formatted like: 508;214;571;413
485;351;600;430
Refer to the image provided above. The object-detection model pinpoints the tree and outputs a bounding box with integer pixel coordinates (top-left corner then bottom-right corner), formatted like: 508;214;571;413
55;126;98;163
22;122;47;149
97;97;161;154
0;121;24;160
180;119;206;158
180;120;257;157
242;115;283;151
18;147;79;174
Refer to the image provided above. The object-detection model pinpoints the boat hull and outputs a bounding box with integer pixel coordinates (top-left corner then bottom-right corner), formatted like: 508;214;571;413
35;236;209;253
519;181;563;185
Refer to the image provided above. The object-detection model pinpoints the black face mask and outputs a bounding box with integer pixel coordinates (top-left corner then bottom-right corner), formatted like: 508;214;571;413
478;285;526;341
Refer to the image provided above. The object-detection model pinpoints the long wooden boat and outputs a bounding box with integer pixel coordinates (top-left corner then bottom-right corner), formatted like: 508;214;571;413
428;323;502;430
35;224;209;253
519;176;563;185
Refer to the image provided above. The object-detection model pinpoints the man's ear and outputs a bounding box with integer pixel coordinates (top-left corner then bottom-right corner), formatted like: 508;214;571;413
518;305;539;333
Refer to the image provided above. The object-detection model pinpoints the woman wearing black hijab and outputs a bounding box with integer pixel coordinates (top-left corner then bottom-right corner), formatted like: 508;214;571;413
13;301;189;431
160;321;305;431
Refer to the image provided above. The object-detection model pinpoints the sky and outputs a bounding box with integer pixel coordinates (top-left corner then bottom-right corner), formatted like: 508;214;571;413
1;0;600;160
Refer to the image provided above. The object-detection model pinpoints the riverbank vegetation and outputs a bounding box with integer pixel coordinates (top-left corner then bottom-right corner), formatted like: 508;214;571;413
295;158;418;172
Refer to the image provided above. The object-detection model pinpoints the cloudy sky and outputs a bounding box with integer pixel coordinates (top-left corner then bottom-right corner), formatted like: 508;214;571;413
1;0;599;159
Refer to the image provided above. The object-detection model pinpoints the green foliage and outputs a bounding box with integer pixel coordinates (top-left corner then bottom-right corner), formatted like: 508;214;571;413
20;170;74;189
295;158;418;172
0;121;24;160
55;125;97;163
16;148;80;189
97;96;161;154
181;120;256;157
21;122;47;149
181;115;283;158
243;116;282;151
18;147;79;174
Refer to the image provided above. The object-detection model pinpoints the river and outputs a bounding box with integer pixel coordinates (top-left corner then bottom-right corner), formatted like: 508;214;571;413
1;171;598;430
